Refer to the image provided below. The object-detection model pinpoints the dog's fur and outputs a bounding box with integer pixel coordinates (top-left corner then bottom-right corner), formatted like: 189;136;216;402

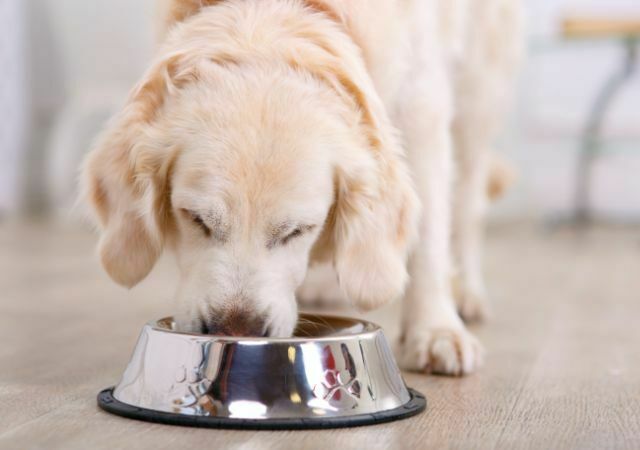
82;0;522;374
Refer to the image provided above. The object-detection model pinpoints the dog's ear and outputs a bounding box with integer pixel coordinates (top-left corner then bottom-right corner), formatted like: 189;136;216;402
329;120;420;312
80;55;189;287
302;37;421;311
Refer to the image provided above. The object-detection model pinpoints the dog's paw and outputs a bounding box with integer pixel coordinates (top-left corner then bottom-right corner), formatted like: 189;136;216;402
451;275;490;323
396;326;484;376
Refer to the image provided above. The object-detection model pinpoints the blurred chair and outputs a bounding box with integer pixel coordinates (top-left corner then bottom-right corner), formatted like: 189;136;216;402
562;17;640;224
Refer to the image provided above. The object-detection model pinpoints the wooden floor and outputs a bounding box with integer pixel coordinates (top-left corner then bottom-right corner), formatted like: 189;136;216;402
1;221;640;449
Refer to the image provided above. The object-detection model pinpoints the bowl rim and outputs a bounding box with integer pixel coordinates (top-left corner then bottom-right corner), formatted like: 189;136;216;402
145;312;382;344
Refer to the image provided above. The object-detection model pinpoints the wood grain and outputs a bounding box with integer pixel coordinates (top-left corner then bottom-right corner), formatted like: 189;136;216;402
1;221;639;449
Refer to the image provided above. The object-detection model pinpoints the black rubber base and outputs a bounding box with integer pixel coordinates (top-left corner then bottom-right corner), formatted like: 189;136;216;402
97;387;426;430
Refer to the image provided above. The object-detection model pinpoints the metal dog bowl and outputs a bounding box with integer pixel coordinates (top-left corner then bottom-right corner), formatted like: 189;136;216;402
98;314;426;429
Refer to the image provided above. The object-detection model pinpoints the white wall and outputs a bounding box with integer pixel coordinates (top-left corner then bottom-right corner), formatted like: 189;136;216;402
29;0;157;115
0;0;29;214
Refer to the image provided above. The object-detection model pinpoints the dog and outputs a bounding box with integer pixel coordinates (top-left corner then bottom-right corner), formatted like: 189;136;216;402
82;0;523;375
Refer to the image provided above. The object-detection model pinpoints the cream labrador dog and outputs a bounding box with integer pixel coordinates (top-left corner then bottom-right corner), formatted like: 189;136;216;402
82;0;522;375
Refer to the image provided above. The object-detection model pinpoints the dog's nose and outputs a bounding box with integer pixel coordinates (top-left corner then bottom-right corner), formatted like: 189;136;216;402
203;307;268;337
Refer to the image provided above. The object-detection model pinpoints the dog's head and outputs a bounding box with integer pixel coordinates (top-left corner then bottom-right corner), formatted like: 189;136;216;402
82;23;419;337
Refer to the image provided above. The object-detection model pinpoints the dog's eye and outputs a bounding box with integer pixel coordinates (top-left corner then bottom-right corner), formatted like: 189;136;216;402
277;224;316;247
282;227;303;245
182;209;211;237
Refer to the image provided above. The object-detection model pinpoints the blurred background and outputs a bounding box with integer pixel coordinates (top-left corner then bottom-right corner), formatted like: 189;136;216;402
1;0;639;222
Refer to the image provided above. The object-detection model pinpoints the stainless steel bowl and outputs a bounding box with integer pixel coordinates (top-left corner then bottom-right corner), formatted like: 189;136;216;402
98;314;425;429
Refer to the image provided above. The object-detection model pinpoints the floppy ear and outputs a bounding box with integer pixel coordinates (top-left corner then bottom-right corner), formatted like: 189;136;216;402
330;115;420;311
299;37;421;311
80;55;185;288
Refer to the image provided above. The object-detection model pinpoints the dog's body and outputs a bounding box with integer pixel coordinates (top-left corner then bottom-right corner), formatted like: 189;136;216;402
83;0;522;375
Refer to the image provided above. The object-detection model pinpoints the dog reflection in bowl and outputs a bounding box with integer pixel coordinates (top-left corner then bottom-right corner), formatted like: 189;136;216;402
82;0;522;376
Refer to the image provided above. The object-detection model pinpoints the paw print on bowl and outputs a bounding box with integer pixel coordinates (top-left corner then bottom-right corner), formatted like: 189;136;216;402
169;364;211;412
312;369;361;409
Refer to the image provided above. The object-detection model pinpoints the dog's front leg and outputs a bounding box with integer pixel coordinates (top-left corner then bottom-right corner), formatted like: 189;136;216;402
394;65;483;376
451;119;493;323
